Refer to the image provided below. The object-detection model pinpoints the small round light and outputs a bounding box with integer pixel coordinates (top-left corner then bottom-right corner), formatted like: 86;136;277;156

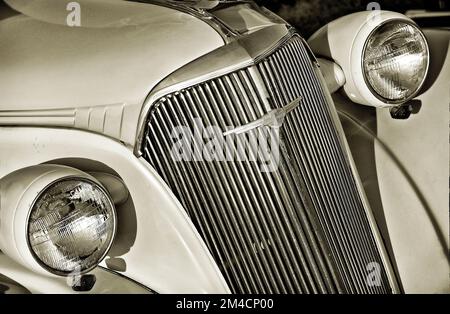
27;178;116;276
363;20;429;104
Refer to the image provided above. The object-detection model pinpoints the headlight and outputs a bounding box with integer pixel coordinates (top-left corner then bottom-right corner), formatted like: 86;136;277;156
363;20;429;104
27;178;116;276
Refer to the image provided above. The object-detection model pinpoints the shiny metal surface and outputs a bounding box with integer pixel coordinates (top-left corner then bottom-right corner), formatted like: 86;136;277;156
27;177;117;276
361;19;430;105
135;24;292;153
0;252;153;293
141;35;397;293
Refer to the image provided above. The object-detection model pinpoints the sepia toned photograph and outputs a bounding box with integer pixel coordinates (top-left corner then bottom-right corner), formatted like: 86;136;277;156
0;0;448;301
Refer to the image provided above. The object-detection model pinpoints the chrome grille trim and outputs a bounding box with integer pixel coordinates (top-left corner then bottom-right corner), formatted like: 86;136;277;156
141;35;397;293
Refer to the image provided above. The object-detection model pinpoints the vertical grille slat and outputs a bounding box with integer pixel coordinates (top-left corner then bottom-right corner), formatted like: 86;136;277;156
257;61;335;292
258;60;342;292
201;82;285;292
273;47;353;291
261;56;367;292
292;41;390;293
194;84;275;293
142;36;393;294
220;76;313;293
234;69;333;293
258;56;353;293
185;89;265;293
265;53;372;292
212;78;303;293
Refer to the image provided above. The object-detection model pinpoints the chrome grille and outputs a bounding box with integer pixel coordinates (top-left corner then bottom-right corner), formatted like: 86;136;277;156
142;36;393;293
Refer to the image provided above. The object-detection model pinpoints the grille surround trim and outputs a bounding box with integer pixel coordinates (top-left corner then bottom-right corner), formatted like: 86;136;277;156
135;24;294;154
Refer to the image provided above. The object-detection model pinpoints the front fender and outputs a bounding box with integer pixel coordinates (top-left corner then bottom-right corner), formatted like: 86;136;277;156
333;28;450;293
0;127;230;294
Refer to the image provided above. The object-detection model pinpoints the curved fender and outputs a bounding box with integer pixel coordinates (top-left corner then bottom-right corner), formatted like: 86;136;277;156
0;127;230;294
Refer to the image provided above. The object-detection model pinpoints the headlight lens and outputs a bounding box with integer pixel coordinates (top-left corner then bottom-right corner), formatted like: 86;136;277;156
28;178;116;276
363;20;429;103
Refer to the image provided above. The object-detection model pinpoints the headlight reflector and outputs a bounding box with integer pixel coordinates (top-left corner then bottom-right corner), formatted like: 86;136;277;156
28;178;116;276
363;20;429;103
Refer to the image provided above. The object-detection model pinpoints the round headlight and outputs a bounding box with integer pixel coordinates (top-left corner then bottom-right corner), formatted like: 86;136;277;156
27;178;116;276
363;20;429;104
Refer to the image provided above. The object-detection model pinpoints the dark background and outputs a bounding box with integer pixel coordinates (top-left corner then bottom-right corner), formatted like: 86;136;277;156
256;0;448;37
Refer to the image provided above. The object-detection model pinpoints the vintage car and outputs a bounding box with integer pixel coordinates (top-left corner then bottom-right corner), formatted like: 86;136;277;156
0;0;448;294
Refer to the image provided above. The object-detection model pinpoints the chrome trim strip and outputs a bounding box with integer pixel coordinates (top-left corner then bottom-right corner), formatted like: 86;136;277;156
135;24;293;155
314;65;401;293
98;266;156;294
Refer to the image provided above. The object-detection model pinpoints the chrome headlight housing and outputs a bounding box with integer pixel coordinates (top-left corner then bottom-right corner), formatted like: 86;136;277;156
27;177;116;276
363;20;429;104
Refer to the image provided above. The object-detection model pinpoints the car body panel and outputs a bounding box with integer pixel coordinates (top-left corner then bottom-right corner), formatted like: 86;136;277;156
0;126;230;293
374;29;450;293
0;0;287;146
0;0;224;144
335;28;450;293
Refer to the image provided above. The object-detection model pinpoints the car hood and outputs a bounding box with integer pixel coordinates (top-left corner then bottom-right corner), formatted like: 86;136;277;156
0;0;224;112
